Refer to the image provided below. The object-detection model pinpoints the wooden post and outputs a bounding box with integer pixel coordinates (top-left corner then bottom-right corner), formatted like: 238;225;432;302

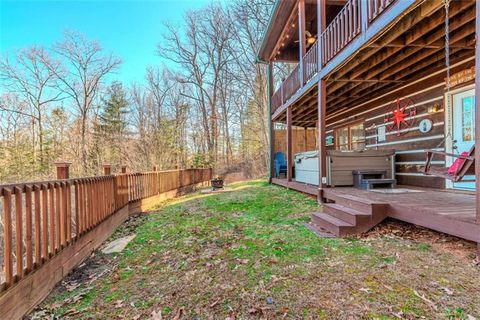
287;106;293;182
317;0;327;203
54;161;71;179
298;0;306;85
103;164;111;176
361;0;369;33
317;80;327;203
268;62;275;183
121;165;127;174
317;0;326;71
152;165;158;172
475;0;480;254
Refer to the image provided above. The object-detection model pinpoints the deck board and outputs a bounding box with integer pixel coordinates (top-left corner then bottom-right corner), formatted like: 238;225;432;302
271;179;480;242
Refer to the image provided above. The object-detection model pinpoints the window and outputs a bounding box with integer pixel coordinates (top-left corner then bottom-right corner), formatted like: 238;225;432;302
461;96;475;142
334;122;365;151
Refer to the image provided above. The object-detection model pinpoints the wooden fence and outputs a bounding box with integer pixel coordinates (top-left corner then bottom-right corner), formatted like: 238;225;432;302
0;167;212;296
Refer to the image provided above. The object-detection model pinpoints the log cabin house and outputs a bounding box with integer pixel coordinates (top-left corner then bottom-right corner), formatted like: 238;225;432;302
258;0;480;245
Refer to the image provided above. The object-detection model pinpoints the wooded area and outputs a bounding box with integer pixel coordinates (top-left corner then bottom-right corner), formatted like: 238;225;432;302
0;0;276;183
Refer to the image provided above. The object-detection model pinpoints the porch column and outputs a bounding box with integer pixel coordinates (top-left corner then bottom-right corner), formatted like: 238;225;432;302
475;0;480;251
317;80;327;203
317;0;326;71
268;62;275;183
287;106;293;182
298;0;306;85
317;0;327;203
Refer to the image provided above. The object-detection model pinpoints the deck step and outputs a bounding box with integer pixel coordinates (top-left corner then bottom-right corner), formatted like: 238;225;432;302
304;222;337;238
323;203;371;225
324;192;386;214
311;212;356;236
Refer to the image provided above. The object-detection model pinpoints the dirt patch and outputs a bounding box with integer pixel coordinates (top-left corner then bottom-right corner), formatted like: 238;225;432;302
27;213;148;319
361;218;479;264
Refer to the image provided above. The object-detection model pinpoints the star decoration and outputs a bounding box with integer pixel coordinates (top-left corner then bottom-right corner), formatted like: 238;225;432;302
384;98;416;136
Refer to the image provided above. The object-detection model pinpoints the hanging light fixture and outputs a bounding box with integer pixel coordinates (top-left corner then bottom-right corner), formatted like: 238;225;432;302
306;31;316;45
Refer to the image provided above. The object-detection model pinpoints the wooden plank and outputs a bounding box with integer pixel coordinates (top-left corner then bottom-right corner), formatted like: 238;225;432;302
41;185;48;261
3;188;13;286
48;183;55;256
33;185;41;266
14;187;23;278
286;106;293;181
66;182;72;244
55;183;61;250
24;186;33;273
298;0;306;85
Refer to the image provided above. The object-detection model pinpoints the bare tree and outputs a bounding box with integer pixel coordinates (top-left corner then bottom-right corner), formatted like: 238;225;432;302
48;30;121;173
0;46;64;167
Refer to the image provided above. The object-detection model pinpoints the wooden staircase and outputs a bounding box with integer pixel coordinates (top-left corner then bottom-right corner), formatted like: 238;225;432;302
308;190;388;237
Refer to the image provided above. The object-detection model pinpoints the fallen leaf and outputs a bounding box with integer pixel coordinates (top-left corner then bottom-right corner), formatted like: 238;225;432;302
151;310;162;320
172;307;185;320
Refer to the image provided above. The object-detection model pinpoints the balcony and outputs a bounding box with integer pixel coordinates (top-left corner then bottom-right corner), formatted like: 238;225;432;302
271;0;397;115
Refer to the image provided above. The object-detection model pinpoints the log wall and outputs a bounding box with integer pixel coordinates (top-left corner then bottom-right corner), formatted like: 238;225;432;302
325;58;475;189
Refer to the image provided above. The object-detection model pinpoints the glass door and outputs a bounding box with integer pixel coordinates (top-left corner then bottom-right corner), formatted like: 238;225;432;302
451;89;475;190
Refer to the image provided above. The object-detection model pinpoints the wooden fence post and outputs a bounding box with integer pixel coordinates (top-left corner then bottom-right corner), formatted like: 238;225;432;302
54;161;71;179
103;164;111;176
121;165;128;174
152;165;158;172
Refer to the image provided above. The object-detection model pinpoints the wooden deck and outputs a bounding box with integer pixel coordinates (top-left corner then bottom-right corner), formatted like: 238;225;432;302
272;178;480;243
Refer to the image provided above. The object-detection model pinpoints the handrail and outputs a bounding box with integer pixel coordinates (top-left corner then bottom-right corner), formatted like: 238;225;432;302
0;168;212;292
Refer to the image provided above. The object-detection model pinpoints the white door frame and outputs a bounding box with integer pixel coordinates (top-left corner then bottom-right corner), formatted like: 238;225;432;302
444;84;475;189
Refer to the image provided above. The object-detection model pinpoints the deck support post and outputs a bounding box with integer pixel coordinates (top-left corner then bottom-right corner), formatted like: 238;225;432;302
298;0;306;85
317;80;327;203
268;62;274;183
475;0;480;253
317;0;327;203
287;106;293;182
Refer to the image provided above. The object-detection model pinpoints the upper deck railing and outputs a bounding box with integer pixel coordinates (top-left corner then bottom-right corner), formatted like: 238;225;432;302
270;0;397;115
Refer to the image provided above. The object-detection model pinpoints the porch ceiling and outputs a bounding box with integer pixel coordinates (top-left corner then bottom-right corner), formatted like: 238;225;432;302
275;0;476;128
325;0;476;119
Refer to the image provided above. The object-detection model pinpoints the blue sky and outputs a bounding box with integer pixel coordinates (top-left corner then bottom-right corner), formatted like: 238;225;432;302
0;0;211;84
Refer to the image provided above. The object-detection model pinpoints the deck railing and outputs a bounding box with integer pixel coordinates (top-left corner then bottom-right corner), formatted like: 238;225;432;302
271;85;283;114
0;168;212;293
321;0;361;66
270;0;397;115
367;0;396;24
303;42;318;83
283;63;301;103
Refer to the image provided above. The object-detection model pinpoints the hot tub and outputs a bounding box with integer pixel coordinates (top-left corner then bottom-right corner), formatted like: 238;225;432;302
293;149;395;186
294;150;319;185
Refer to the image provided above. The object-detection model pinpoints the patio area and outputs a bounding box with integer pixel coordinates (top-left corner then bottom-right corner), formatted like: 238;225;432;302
272;178;480;242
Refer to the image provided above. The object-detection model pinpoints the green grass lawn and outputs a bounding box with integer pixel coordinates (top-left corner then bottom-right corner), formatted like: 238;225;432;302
31;180;480;319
